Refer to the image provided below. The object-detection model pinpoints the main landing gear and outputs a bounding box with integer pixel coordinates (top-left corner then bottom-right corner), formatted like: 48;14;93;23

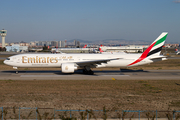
83;66;94;75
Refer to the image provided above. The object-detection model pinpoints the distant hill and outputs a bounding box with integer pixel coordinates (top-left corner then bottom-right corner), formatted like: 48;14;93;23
68;39;93;44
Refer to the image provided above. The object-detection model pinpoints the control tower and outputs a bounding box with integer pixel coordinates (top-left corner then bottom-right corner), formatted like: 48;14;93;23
0;29;7;48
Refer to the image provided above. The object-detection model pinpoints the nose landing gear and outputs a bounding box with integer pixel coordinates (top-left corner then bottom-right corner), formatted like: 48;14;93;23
13;67;18;74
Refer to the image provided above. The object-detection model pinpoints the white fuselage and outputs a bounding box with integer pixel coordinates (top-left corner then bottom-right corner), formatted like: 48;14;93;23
3;32;168;74
3;53;154;68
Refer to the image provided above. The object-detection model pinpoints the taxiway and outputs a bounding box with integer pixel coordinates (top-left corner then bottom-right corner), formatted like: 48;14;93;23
0;69;180;80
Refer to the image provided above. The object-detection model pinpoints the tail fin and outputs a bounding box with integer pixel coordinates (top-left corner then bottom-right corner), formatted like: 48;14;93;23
83;45;87;48
128;32;168;66
99;48;104;52
175;49;178;52
146;32;168;57
176;49;180;55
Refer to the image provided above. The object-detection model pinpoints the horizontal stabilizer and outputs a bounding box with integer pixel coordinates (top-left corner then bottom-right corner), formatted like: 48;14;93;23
148;56;167;60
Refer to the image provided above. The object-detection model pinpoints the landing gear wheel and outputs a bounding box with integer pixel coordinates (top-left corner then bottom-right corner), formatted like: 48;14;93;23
88;70;94;75
83;69;86;74
13;67;18;74
83;69;94;75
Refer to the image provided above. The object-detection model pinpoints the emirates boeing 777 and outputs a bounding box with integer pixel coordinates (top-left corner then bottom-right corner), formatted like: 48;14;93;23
4;32;168;75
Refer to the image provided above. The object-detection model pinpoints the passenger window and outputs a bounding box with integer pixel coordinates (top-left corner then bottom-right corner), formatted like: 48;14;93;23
6;58;10;60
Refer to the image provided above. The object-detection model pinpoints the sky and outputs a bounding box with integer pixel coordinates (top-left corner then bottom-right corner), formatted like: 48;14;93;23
0;0;180;43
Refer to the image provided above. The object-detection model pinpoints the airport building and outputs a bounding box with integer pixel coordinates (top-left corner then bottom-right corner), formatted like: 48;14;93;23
6;44;28;52
51;45;149;53
74;40;80;47
100;45;149;53
29;41;66;48
51;48;97;53
58;41;66;47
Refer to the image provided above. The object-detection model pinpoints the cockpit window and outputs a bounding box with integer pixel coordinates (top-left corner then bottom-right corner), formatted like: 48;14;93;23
6;58;10;60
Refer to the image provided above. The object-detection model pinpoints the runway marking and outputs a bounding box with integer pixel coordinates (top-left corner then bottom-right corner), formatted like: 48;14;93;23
99;75;129;76
20;75;130;77
21;75;67;77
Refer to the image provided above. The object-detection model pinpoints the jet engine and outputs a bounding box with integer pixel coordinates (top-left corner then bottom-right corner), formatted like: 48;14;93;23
61;63;77;73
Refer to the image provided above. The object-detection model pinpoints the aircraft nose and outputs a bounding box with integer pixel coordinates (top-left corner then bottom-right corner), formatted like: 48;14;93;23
3;60;7;65
3;60;10;66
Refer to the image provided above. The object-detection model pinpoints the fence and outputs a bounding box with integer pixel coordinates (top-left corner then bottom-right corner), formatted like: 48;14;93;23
0;107;180;120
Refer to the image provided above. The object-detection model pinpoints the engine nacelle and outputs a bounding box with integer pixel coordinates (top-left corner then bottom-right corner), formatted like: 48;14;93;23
61;63;77;73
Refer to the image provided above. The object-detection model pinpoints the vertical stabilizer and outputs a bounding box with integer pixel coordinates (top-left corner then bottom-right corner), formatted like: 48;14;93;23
146;32;168;57
128;32;168;66
99;48;104;53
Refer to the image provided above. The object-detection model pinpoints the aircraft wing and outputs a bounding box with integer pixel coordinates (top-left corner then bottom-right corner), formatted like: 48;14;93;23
76;58;121;67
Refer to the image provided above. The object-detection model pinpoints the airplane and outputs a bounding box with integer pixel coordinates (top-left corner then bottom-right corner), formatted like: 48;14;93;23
4;32;168;75
175;49;180;55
